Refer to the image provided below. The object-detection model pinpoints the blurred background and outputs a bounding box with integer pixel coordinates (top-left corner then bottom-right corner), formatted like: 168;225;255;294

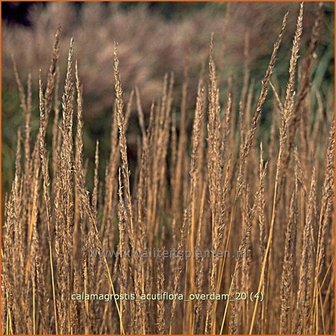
2;2;334;193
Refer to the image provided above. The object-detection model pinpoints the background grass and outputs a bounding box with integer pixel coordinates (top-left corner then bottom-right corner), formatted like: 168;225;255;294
2;2;334;195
